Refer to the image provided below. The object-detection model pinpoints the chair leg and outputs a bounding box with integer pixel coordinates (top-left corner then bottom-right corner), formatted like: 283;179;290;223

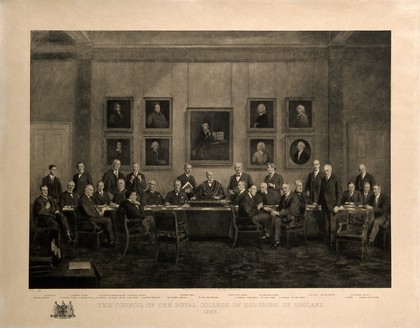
336;240;339;258
232;230;238;248
175;241;179;265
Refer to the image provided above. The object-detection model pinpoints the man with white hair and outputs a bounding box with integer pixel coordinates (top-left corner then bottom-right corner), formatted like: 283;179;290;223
227;162;253;199
231;180;247;206
196;171;226;199
317;164;342;246
146;141;167;166
253;103;269;128
293;104;309;127
125;162;147;199
255;182;278;205
111;179;127;205
142;180;164;205
292;141;310;165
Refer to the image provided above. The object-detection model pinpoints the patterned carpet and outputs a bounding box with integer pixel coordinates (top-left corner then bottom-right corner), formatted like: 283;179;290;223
59;236;391;289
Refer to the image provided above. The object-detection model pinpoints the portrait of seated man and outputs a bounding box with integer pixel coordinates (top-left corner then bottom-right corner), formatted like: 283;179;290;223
146;101;169;129
249;100;274;129
196;171;226;200
251;141;271;165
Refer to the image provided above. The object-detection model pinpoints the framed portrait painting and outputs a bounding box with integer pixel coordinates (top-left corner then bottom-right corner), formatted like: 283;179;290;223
286;136;313;168
142;137;172;169
104;97;133;131
248;98;276;132
186;108;233;165
286;98;313;131
104;136;132;167
248;137;275;169
144;97;172;132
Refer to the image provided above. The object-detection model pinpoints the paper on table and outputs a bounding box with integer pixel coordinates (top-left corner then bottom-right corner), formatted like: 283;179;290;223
69;262;91;270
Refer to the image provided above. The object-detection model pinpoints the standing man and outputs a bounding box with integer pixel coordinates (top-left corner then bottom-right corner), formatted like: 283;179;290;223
227;162;253;199
34;185;73;242
102;159;125;197
367;184;390;246
142;180;165;206
196;171;226;200
78;184;115;248
177;163;197;199
42;164;62;203
305;159;326;203
355;163;376;192
317;164;342;246
125;162;147;199
238;185;271;240
73;162;93;196
164;180;189;206
59;181;80;238
264;162;284;200
269;183;301;249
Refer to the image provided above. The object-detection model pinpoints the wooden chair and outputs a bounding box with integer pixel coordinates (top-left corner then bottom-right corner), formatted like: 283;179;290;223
118;208;152;256
30;204;60;249
380;215;391;251
230;205;262;249
279;214;308;248
76;210;104;250
154;211;190;265
336;212;370;259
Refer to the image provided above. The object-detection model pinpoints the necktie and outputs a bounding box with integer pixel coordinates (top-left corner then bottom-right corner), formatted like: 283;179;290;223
100;192;103;196
69;193;73;198
114;170;118;177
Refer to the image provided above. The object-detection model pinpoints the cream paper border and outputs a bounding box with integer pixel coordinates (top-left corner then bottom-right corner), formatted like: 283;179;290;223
1;0;419;327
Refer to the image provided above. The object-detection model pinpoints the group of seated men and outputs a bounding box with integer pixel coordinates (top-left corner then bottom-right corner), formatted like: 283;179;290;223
33;158;390;250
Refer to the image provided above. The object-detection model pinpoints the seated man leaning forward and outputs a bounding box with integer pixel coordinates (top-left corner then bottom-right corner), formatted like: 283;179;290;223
196;171;226;200
142;180;164;206
165;180;189;206
238;184;271;240
119;191;154;234
268;182;301;249
78;184;116;248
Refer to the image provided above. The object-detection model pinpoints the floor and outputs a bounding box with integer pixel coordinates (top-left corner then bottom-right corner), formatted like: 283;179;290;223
42;235;391;289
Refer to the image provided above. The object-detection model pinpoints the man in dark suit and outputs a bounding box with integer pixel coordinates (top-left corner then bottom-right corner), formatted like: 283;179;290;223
264;162;284;200
293;180;312;215
142;180;164;205
367;184;390;245
34;185;73;242
102;159;124;197
355;163;376;192
78;184;115;247
231;180;247;206
253;103;269;128
238;185;271;239
119;191;154;234
292;141;310;165
317;164;342;246
41;164;62;203
111;179;127;205
227;162;253;199
92;181;112;206
270;183;301;249
59;181;80;238
177;163;197;199
341;181;363;205
255;182;279;205
362;182;373;205
305;159;326;203
196;171;226;200
164;180;189;206
72;162;93;196
125;162;147;200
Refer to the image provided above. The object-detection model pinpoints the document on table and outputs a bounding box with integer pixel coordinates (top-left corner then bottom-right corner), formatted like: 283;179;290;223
69;262;91;270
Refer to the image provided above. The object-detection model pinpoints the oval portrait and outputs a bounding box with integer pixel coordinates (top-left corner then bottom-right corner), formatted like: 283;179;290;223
289;139;311;165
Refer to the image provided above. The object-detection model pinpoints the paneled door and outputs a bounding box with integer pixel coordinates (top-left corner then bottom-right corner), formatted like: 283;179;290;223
347;122;390;194
30;123;72;202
